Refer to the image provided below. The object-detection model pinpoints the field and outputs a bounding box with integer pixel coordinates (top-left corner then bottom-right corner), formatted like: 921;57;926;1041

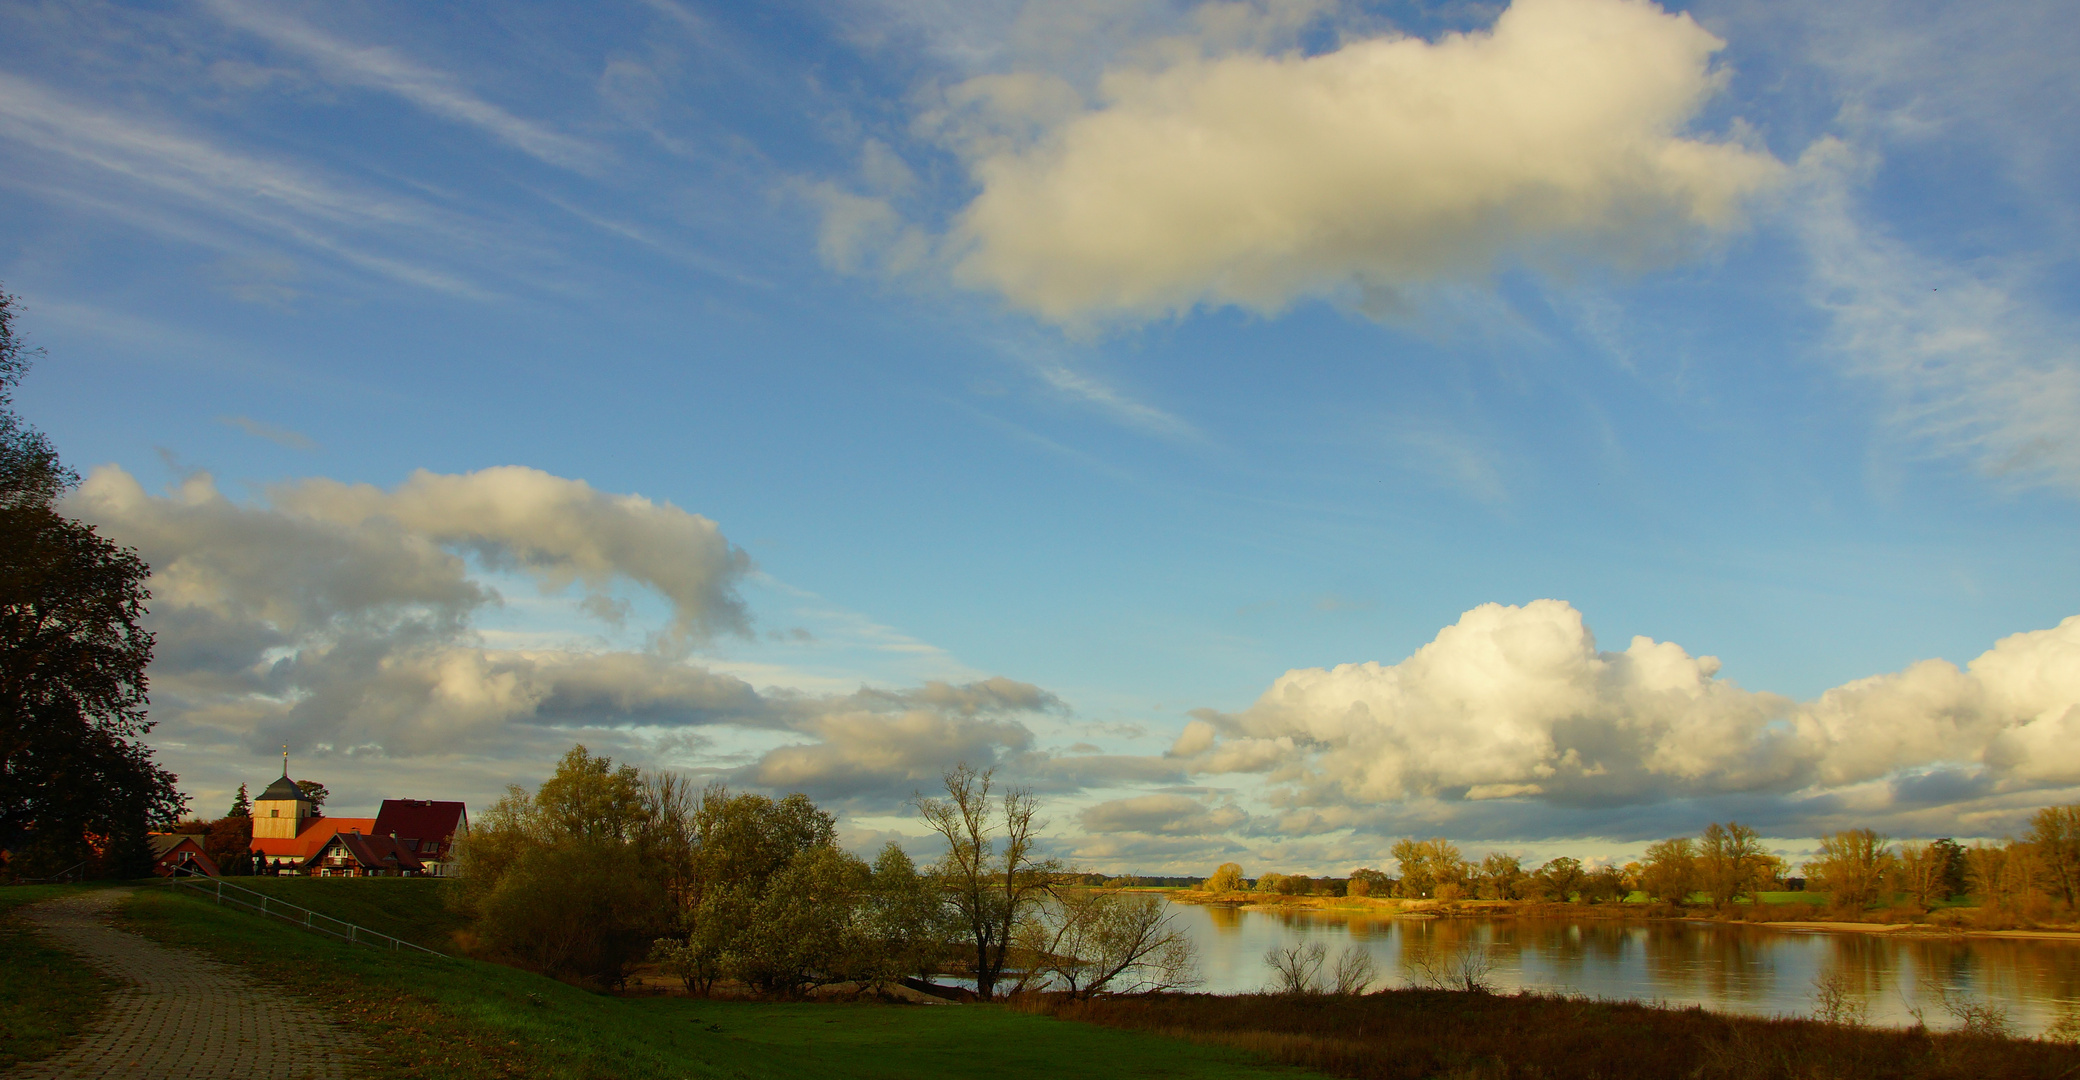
115;882;1327;1080
180;875;473;952
0;884;119;1069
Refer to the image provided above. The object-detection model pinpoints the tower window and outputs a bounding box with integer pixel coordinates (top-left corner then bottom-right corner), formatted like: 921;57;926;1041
270;809;279;817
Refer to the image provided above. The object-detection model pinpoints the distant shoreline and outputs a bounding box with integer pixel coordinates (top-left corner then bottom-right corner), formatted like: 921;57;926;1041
1158;889;2080;942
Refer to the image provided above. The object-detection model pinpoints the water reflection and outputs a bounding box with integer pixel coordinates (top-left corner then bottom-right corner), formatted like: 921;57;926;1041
1167;901;2080;1035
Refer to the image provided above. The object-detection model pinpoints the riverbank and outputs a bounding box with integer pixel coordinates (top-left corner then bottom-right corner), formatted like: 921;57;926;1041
1023;989;2080;1080
1167;889;2080;941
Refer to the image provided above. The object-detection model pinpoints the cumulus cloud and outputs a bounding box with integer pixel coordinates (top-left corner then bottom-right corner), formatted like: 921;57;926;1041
1080;793;1250;836
931;0;1782;324
63;465;1066;812
1179;599;2080;833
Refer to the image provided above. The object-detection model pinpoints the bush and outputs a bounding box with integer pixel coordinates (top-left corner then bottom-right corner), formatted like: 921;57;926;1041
475;838;669;987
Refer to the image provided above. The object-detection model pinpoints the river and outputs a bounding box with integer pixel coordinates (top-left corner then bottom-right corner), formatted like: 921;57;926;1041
1167;901;2080;1035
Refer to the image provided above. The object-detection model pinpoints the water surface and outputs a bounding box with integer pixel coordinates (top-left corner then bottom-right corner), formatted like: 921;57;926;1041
1169;901;2080;1035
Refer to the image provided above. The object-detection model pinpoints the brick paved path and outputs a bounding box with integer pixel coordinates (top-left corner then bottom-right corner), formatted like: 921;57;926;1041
8;889;363;1080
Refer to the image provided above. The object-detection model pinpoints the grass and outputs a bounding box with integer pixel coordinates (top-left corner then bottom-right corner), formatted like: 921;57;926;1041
0;884;121;1069
1035;991;2080;1080
121;886;1327;1080
178;875;471;952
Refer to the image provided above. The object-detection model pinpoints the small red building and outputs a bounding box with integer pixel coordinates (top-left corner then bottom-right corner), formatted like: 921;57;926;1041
298;832;425;877
147;834;219;877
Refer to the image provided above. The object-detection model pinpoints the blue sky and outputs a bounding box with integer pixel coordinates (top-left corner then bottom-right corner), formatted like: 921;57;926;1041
4;0;2077;873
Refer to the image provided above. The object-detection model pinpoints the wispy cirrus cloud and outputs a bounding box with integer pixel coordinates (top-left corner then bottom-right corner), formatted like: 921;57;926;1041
216;414;318;451
201;0;604;175
0;72;497;298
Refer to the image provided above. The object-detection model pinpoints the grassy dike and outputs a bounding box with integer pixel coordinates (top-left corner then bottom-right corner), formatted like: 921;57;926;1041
0;884;121;1069
118;883;1327;1080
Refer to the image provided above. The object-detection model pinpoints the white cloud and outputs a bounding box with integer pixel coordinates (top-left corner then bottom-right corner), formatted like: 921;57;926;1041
938;0;1783;325
1180;599;2080;830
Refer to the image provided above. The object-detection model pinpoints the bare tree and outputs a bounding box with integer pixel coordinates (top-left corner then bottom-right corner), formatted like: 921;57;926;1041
1018;889;1198;997
1264;941;1326;994
1405;941;1495;993
915;763;1061;1000
1329;945;1377;995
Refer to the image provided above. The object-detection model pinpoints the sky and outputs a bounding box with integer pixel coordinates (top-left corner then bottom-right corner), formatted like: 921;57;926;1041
3;0;2078;875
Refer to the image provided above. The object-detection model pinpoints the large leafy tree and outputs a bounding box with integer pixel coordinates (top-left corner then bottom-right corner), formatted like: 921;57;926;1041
0;289;183;877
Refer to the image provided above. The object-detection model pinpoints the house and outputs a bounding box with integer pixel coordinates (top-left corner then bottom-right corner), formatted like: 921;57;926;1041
147;834;219;877
370;800;468;876
244;760;468;876
298;832;425;878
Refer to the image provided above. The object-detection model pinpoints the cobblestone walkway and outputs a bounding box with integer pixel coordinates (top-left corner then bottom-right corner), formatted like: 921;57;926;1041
8;890;364;1080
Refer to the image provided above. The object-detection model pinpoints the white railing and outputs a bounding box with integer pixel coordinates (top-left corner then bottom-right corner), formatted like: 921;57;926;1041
166;870;447;958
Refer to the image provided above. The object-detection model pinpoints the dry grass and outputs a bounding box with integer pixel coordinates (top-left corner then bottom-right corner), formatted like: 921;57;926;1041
1020;989;2080;1080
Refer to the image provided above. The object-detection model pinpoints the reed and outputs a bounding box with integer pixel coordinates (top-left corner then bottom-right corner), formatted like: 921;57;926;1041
1020;989;2080;1080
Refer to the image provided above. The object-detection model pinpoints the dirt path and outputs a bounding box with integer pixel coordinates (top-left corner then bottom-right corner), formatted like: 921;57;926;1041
8;889;364;1080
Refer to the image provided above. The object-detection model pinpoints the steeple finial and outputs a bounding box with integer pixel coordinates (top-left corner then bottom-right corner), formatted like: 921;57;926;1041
282;745;290;778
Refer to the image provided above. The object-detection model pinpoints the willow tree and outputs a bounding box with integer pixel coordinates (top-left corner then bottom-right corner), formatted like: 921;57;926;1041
915;763;1061;1000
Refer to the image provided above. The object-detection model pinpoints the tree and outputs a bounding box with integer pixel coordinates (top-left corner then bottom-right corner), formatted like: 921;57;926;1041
856;842;957;984
453;745;675;986
1805;829;1895;911
2026;805;2080;909
204;814;253;875
0;290;72;508
1264;941;1327;994
1017;889;1198;998
1531;857;1585;902
1699;822;1768;907
1893;841;1948;909
1391;838;1466;899
1204;862;1245;893
1640;837;1699;905
1932;838;1968;900
1473;853;1525;900
227;784;251;818
1347;867;1392;898
1582;865;1629;904
914;763;1061;1000
1;291;183;876
293;780;328;815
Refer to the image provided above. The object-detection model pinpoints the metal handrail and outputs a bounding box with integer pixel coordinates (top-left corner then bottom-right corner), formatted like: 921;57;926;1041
165;869;448;958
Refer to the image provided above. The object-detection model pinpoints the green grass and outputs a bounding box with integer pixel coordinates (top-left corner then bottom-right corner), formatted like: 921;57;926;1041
123;887;1326;1080
0;884;121;1069
175;875;470;952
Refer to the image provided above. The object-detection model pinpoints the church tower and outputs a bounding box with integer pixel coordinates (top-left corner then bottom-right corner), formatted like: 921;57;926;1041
252;749;313;840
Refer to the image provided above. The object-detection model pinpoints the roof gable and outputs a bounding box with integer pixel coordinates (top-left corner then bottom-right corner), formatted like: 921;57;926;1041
372;800;466;843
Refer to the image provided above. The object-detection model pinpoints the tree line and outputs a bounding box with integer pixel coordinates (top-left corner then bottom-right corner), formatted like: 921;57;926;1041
1198;805;2080;916
451;749;1196;998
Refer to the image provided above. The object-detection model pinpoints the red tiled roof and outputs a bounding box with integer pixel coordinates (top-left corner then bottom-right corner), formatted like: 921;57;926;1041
299;832;425;873
372;800;466;854
249;817;377;860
